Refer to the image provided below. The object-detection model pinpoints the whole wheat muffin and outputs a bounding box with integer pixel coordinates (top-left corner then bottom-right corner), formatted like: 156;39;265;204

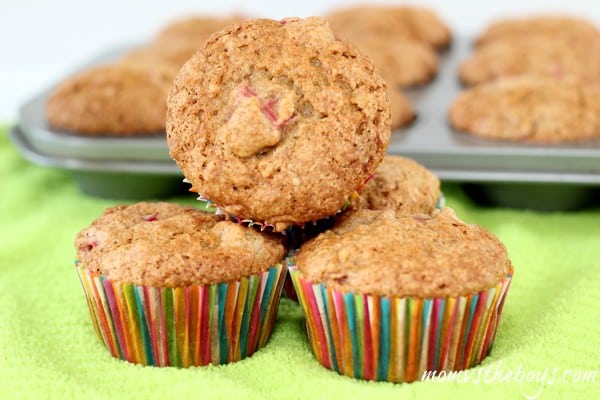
74;201;288;367
75;202;286;287
327;6;452;50
46;63;173;135
352;155;440;215
449;77;600;143
389;89;415;129
290;207;513;382
297;207;511;298
148;16;244;67
167;17;391;231
475;15;600;48
332;33;438;88
118;48;181;79
460;35;600;86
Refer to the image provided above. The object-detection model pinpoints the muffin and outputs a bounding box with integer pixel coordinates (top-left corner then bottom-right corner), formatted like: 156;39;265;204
335;34;438;88
475;15;600;48
166;17;391;232
74;202;287;367
352;155;441;215
289;208;513;382
459;35;600;86
449;77;600;143
326;6;452;50
389;89;416;130
148;16;244;67
46;63;173;135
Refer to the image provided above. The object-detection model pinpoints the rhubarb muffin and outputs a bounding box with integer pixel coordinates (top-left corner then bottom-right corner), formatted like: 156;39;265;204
459;35;600;86
289;207;513;382
475;15;600;48
352;155;441;215
46;63;173;135
74;201;288;366
327;6;452;50
449;77;600;143
167;17;391;231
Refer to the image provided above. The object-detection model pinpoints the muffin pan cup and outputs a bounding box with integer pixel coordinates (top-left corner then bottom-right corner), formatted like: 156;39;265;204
288;265;513;383
75;261;287;367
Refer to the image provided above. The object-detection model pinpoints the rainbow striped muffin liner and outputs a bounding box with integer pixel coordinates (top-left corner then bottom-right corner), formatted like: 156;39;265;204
288;265;513;382
75;261;287;367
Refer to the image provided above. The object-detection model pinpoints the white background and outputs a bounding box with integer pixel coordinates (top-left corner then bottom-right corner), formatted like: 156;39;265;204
2;0;600;122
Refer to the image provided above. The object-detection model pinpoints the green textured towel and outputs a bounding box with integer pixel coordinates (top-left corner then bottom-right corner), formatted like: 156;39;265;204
1;126;599;400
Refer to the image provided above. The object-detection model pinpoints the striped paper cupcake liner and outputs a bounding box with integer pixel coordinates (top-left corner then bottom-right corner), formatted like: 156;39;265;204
289;266;513;383
282;250;300;302
76;262;287;367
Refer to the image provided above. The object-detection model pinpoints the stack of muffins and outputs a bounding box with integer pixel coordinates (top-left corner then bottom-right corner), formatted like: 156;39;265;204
325;5;452;130
450;15;600;143
74;16;513;383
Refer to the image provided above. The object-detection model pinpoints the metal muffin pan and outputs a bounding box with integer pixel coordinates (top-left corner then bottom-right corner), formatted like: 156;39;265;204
10;38;600;207
9;126;186;199
387;37;600;210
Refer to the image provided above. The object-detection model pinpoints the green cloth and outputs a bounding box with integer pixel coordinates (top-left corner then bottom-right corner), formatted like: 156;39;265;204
1;126;599;400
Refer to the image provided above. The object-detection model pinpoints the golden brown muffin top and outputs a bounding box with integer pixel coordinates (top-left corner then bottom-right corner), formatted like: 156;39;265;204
149;16;244;67
348;36;438;88
388;89;416;130
46;63;173;135
118;48;181;80
459;35;600;86
353;155;440;215
476;15;600;47
297;208;512;298
449;77;600;143
75;202;286;287
326;6;452;50
167;17;391;231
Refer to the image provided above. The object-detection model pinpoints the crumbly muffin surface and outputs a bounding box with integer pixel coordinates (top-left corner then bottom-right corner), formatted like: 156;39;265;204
167;17;391;230
297;208;512;298
353;156;440;215
75;202;286;287
449;77;600;143
46;64;172;135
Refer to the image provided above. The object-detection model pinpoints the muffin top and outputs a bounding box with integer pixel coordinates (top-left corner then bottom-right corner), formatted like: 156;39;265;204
149;16;244;66
449;77;600;143
326;6;451;50
75;202;286;287
46;63;173;135
475;15;600;47
459;35;600;86
353;155;440;215
167;17;391;231
297;208;512;298
348;36;438;88
389;89;416;129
